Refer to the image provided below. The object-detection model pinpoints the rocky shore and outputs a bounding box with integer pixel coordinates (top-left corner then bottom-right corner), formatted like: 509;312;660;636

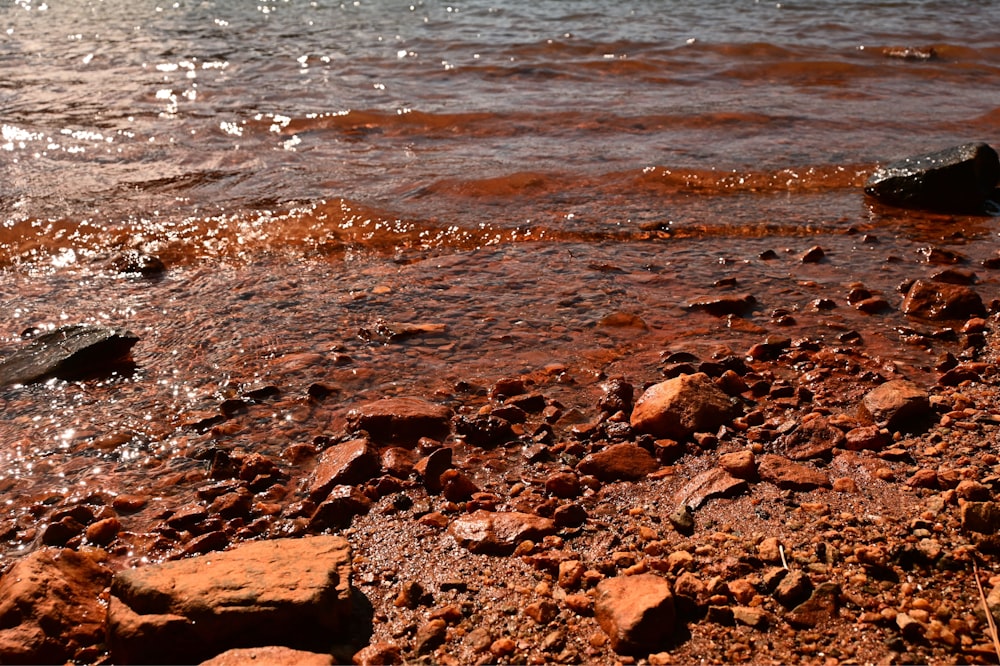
2;273;1000;664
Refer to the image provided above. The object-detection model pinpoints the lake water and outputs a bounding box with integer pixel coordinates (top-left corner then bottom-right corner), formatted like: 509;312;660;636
0;0;999;559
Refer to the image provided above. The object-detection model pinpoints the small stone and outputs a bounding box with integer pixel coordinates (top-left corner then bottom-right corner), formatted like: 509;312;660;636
757;537;783;564
786;582;840;628
732;606;769;629
352;642;402;666
800;246;825;263
901;280;985;321
757;455;831;491
545;471;582;498
307;438;380;502
85;517;121;546
414;619;447;655
577;443;658;482
440;469;479;502
449;510;556;555
525;600;559;625
774;570;812;609
845;425;891;451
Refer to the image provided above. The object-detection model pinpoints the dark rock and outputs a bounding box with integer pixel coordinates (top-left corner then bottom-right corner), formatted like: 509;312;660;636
779;416;845;460
800;246;825;263
414;619;447;654
686;294;756;317
668;505;695;535
0;324;139;386
598;378;634;414
309;486;372;531
773;570;813;609
346;397;452;444
448;510;556;555
901;279;985;320
108;536;355;664
577;443;659;482
961;502;1000;534
108;249;167;276
630;373;741;440
0;548;112;664
786;582;840;628
865;142;1000;214
415;447;453;494
859;380;930;432
440;469;479;502
594;574;675;655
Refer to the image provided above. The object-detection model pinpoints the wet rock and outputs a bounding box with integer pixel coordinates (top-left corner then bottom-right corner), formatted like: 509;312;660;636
757;455;831;491
309;485;372;531
630;373;741;440
108;536;355;664
594;573;675;655
859;380;930;432
598;378;634;414
415;447;453;494
786;582;840;628
865;142;1000;214
675;468;748;510
901;279;985;321
545;471;582;498
800;246;825;263
352;642;402;666
0;548;112;664
346;397;452;444
779;416;845;460
577;443;659;482
448;510;556;555
686;294;757;317
308;438;380;502
108;249;167;276
0;324;139;386
454;414;515;447
86;516;122;545
440;469;479;502
380;448;416;479
201;646;335;666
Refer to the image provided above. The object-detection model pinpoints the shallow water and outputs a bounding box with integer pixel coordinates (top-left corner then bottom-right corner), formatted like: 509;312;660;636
0;0;999;559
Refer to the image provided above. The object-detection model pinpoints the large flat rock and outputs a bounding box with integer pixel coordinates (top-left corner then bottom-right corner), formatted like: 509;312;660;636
107;536;354;664
865;142;999;214
0;324;139;386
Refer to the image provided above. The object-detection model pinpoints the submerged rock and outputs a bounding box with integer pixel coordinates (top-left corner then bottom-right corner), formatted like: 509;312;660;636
865;142;1000;214
107;536;355;664
0;324;139;386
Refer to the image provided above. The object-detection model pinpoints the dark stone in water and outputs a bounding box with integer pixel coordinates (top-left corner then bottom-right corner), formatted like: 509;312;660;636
865;142;1000;214
0;324;139;386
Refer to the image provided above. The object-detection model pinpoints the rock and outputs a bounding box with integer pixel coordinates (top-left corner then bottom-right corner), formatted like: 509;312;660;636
779;417;845;460
352;642;402;666
414;618;447;654
200;646;335;666
757;455;831;491
107;536;355;664
800;246;825;263
454;414;515;447
545;471;582;498
308;438;380;502
0;324;139;386
859;380;931;432
440;469;480;502
865;142;1000;214
415;447;453;494
448;510;556;555
346;397;452;444
718;450;757;479
773;570;813;609
961;502;1000;534
668;505;695;535
594;573;675;655
732;606;769;629
786;582;840;628
309;485;373;531
577;443;659;482
686;295;757;317
675;468;748;510
630;373;741;440
901;279;985;320
844;425;891;451
108;249;167;276
0;548;112;664
598;378;634;414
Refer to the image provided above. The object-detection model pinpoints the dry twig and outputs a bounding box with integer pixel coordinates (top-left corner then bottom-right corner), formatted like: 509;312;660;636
974;561;1000;664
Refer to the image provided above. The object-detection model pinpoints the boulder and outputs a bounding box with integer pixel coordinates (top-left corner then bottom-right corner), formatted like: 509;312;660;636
107;536;355;664
901;279;985;321
865;142;1000;214
577;443;659;482
630;373;740;440
0;324;138;386
345;397;452;444
308;438;380;502
859;380;930;432
448;510;556;555
594;574;675;655
0;548;112;664
757;455;831;491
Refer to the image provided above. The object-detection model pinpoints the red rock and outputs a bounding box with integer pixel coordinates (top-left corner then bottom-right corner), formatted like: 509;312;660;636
525;599;559;624
85;516;122;545
414;618;447;654
779;417;844;460
594;573;675;655
449;510;556;555
308;438;380;502
577;443;659;481
901;279;985;320
718;450;757;479
380;447;416;479
201;646;335;666
786;582;840;628
440;469;479;502
844;425;891;451
757;455;831;491
961;502;1000;534
309;485;372;530
906;468;939;489
630;373;740;440
675;468;748;509
545;471;582;498
108;536;353;664
352;642;403;666
346;397;452;444
415;447;453;494
0;548;112;664
859;380;930;432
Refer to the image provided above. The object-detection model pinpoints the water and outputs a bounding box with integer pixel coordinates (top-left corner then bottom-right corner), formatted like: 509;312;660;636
0;0;999;559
